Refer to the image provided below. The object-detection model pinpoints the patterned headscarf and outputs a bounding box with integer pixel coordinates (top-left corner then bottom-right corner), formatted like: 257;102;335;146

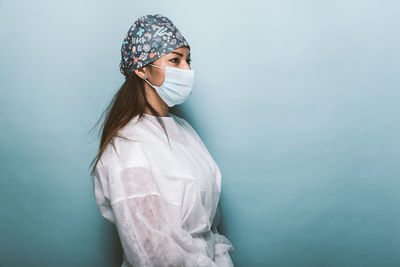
119;14;190;78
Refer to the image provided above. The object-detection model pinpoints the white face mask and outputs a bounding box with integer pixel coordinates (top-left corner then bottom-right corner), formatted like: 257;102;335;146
143;64;195;107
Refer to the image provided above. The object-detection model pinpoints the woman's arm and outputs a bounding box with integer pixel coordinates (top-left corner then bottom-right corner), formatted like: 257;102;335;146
103;166;219;267
211;205;235;267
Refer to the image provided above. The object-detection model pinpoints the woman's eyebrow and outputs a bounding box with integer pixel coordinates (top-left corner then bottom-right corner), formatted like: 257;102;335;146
171;52;191;57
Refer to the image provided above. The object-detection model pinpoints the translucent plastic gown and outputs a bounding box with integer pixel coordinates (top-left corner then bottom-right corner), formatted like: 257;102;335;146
93;113;234;266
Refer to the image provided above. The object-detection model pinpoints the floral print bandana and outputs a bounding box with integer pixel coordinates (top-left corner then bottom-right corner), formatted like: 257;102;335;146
119;14;190;78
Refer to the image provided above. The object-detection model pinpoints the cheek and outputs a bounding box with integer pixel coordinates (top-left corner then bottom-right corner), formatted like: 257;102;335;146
154;71;165;85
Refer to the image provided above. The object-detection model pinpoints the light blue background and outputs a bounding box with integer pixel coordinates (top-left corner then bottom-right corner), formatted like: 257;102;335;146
1;0;399;266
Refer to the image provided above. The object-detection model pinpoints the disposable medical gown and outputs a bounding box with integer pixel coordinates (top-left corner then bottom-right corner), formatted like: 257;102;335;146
93;112;234;267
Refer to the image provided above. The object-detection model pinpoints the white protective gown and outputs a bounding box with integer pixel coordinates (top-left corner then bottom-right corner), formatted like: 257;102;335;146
93;112;234;266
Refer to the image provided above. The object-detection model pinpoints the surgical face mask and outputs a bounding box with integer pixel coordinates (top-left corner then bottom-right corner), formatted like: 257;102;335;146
143;64;195;107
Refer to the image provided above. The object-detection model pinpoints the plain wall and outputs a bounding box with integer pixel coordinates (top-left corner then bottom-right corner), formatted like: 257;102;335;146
1;0;399;266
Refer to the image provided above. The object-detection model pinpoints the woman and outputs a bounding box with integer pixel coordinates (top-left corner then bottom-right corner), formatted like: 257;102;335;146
90;14;234;266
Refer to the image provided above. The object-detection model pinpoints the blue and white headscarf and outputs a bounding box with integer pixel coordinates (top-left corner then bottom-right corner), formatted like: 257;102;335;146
119;14;190;78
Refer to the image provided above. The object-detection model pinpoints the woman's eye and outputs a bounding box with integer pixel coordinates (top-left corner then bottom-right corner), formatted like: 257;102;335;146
170;58;191;64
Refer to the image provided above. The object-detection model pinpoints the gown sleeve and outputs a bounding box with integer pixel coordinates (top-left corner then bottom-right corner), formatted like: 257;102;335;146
94;164;220;267
211;205;235;267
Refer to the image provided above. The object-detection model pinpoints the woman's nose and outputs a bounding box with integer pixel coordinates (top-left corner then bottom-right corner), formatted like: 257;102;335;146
180;61;191;70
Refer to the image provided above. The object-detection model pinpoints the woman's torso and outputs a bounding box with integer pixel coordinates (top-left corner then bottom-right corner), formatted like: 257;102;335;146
97;113;223;260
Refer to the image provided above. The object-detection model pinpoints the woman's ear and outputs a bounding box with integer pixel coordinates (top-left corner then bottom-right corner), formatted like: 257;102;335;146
134;67;147;79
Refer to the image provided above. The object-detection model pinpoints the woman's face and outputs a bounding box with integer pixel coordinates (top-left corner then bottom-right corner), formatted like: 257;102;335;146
135;46;191;87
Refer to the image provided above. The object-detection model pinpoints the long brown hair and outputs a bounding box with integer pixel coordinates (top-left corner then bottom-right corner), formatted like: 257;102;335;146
88;69;171;177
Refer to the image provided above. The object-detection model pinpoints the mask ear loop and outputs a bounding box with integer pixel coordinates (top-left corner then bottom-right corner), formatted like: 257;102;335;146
142;74;157;88
142;64;166;87
142;65;163;86
149;64;165;70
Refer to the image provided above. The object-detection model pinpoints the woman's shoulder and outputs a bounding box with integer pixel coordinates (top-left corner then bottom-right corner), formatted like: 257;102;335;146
96;113;204;171
97;131;150;173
